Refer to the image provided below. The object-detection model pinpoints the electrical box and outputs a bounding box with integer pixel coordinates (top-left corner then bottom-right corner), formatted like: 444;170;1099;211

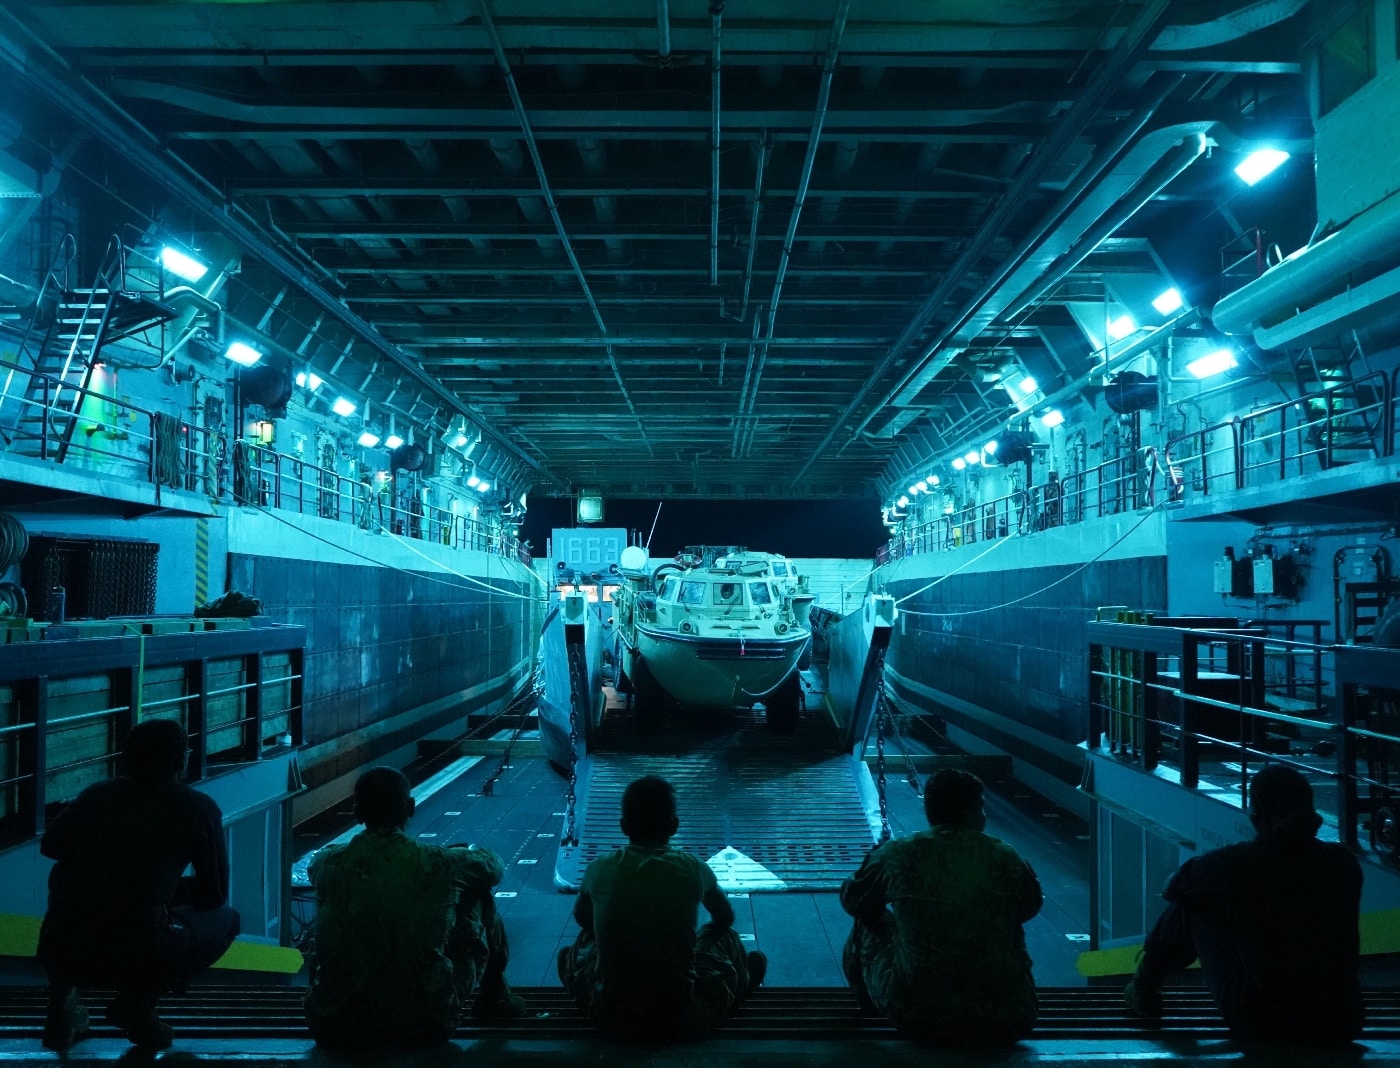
1253;555;1276;595
1252;551;1301;601
1213;559;1235;595
1214;548;1254;597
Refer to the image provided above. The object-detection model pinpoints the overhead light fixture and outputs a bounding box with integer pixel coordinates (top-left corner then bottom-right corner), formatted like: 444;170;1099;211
160;246;209;283
964;450;981;465
1152;287;1184;315
332;397;357;417
951;457;966;471
384;434;404;450
452;432;469;447
223;341;262;367
478;481;491;492
295;371;324;391
467;474;481;488
1041;409;1066;428
357;430;381;448
1017;376;1038;396
897;495;909;507
929;474;940;486
983;440;998;456
1234;148;1289;186
918;479;930;491
1186;348;1238;379
1107;314;1136;341
909;483;921;495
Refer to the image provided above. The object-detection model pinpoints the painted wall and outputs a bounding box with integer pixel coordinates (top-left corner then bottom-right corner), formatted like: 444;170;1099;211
880;511;1168;784
225;509;542;816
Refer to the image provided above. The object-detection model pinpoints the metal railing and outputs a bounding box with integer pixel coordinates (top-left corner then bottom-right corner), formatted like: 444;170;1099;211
1087;618;1400;857
0;626;305;847
1167;370;1395;500
0;360;217;503
233;440;521;559
879;450;1177;563
0;362;521;563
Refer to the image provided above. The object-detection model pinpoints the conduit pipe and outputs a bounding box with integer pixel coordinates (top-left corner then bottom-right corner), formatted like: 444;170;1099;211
476;0;653;456
0;6;560;488
738;133;771;323
999;132;1209;321
1211;187;1400;343
709;2;724;286
657;0;672;62
736;0;851;459
789;0;1176;489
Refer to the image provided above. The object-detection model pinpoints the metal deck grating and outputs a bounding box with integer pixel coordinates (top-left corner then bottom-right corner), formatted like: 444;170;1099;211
555;747;878;891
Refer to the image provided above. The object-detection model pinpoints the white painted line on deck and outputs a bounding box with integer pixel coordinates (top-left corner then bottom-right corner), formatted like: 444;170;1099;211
290;755;485;885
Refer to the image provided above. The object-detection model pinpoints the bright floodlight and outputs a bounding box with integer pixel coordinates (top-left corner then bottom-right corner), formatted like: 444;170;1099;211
384;434;404;450
964;450;981;465
929;474;940;486
909;483;921;495
160;246;208;283
357;431;381;448
1107;314;1136;341
332;397;357;417
983;440;998;456
951;457;966;471
295;371;324;391
918;479;930;491
1186;348;1238;379
1041;409;1066;428
1234;148;1289;186
897;495;909;508
478;481;491;492
1152;287;1184;315
1017;376;1038;395
452;432;469;447
467;474;481;488
223;341;262;367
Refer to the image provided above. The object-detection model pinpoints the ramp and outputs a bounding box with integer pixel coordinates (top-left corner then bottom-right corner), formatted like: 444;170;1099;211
554;706;880;892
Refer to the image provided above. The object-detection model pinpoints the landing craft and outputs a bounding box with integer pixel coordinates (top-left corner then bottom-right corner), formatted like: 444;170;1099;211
612;545;811;730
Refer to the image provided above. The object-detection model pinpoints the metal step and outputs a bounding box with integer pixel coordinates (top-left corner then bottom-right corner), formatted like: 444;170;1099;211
2;985;1399;1041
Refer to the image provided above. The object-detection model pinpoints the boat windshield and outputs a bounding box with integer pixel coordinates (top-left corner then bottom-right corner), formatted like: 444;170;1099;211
714;582;744;606
679;580;706;605
750;582;773;605
656;576;677;599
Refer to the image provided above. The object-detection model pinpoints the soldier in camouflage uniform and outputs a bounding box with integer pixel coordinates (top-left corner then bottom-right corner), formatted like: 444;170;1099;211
304;767;524;1049
841;768;1042;1044
558;775;767;1041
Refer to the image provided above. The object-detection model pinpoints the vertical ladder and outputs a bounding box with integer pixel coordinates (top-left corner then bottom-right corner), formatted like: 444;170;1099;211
1291;337;1383;468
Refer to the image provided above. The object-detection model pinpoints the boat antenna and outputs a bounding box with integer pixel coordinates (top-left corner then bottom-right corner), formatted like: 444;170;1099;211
645;501;663;551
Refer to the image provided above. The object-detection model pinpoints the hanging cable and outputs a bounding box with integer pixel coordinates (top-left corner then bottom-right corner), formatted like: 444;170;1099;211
898;504;1164;618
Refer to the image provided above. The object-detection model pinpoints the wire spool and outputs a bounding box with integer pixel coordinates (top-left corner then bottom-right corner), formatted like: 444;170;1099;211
0;511;29;571
390;442;427;472
0;581;26;618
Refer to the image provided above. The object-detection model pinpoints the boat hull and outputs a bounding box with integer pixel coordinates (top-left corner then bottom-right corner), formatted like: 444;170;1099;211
632;624;807;708
537;594;605;768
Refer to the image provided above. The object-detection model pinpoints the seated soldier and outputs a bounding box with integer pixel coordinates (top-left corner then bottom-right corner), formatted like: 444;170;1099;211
841;768;1042;1045
304;766;525;1049
1126;764;1364;1044
38;718;241;1051
558;775;766;1041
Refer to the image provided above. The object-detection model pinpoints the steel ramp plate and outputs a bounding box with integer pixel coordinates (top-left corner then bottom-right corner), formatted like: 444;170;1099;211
555;748;880;892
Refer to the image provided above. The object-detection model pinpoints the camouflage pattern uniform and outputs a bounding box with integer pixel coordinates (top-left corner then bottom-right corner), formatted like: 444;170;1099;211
558;843;752;1041
840;826;1042;1044
304;829;508;1048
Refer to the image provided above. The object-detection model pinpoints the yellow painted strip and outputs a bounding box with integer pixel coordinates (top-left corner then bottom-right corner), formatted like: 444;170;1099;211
0;914;40;958
1077;907;1400;977
194;517;210;606
0;914;302;974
